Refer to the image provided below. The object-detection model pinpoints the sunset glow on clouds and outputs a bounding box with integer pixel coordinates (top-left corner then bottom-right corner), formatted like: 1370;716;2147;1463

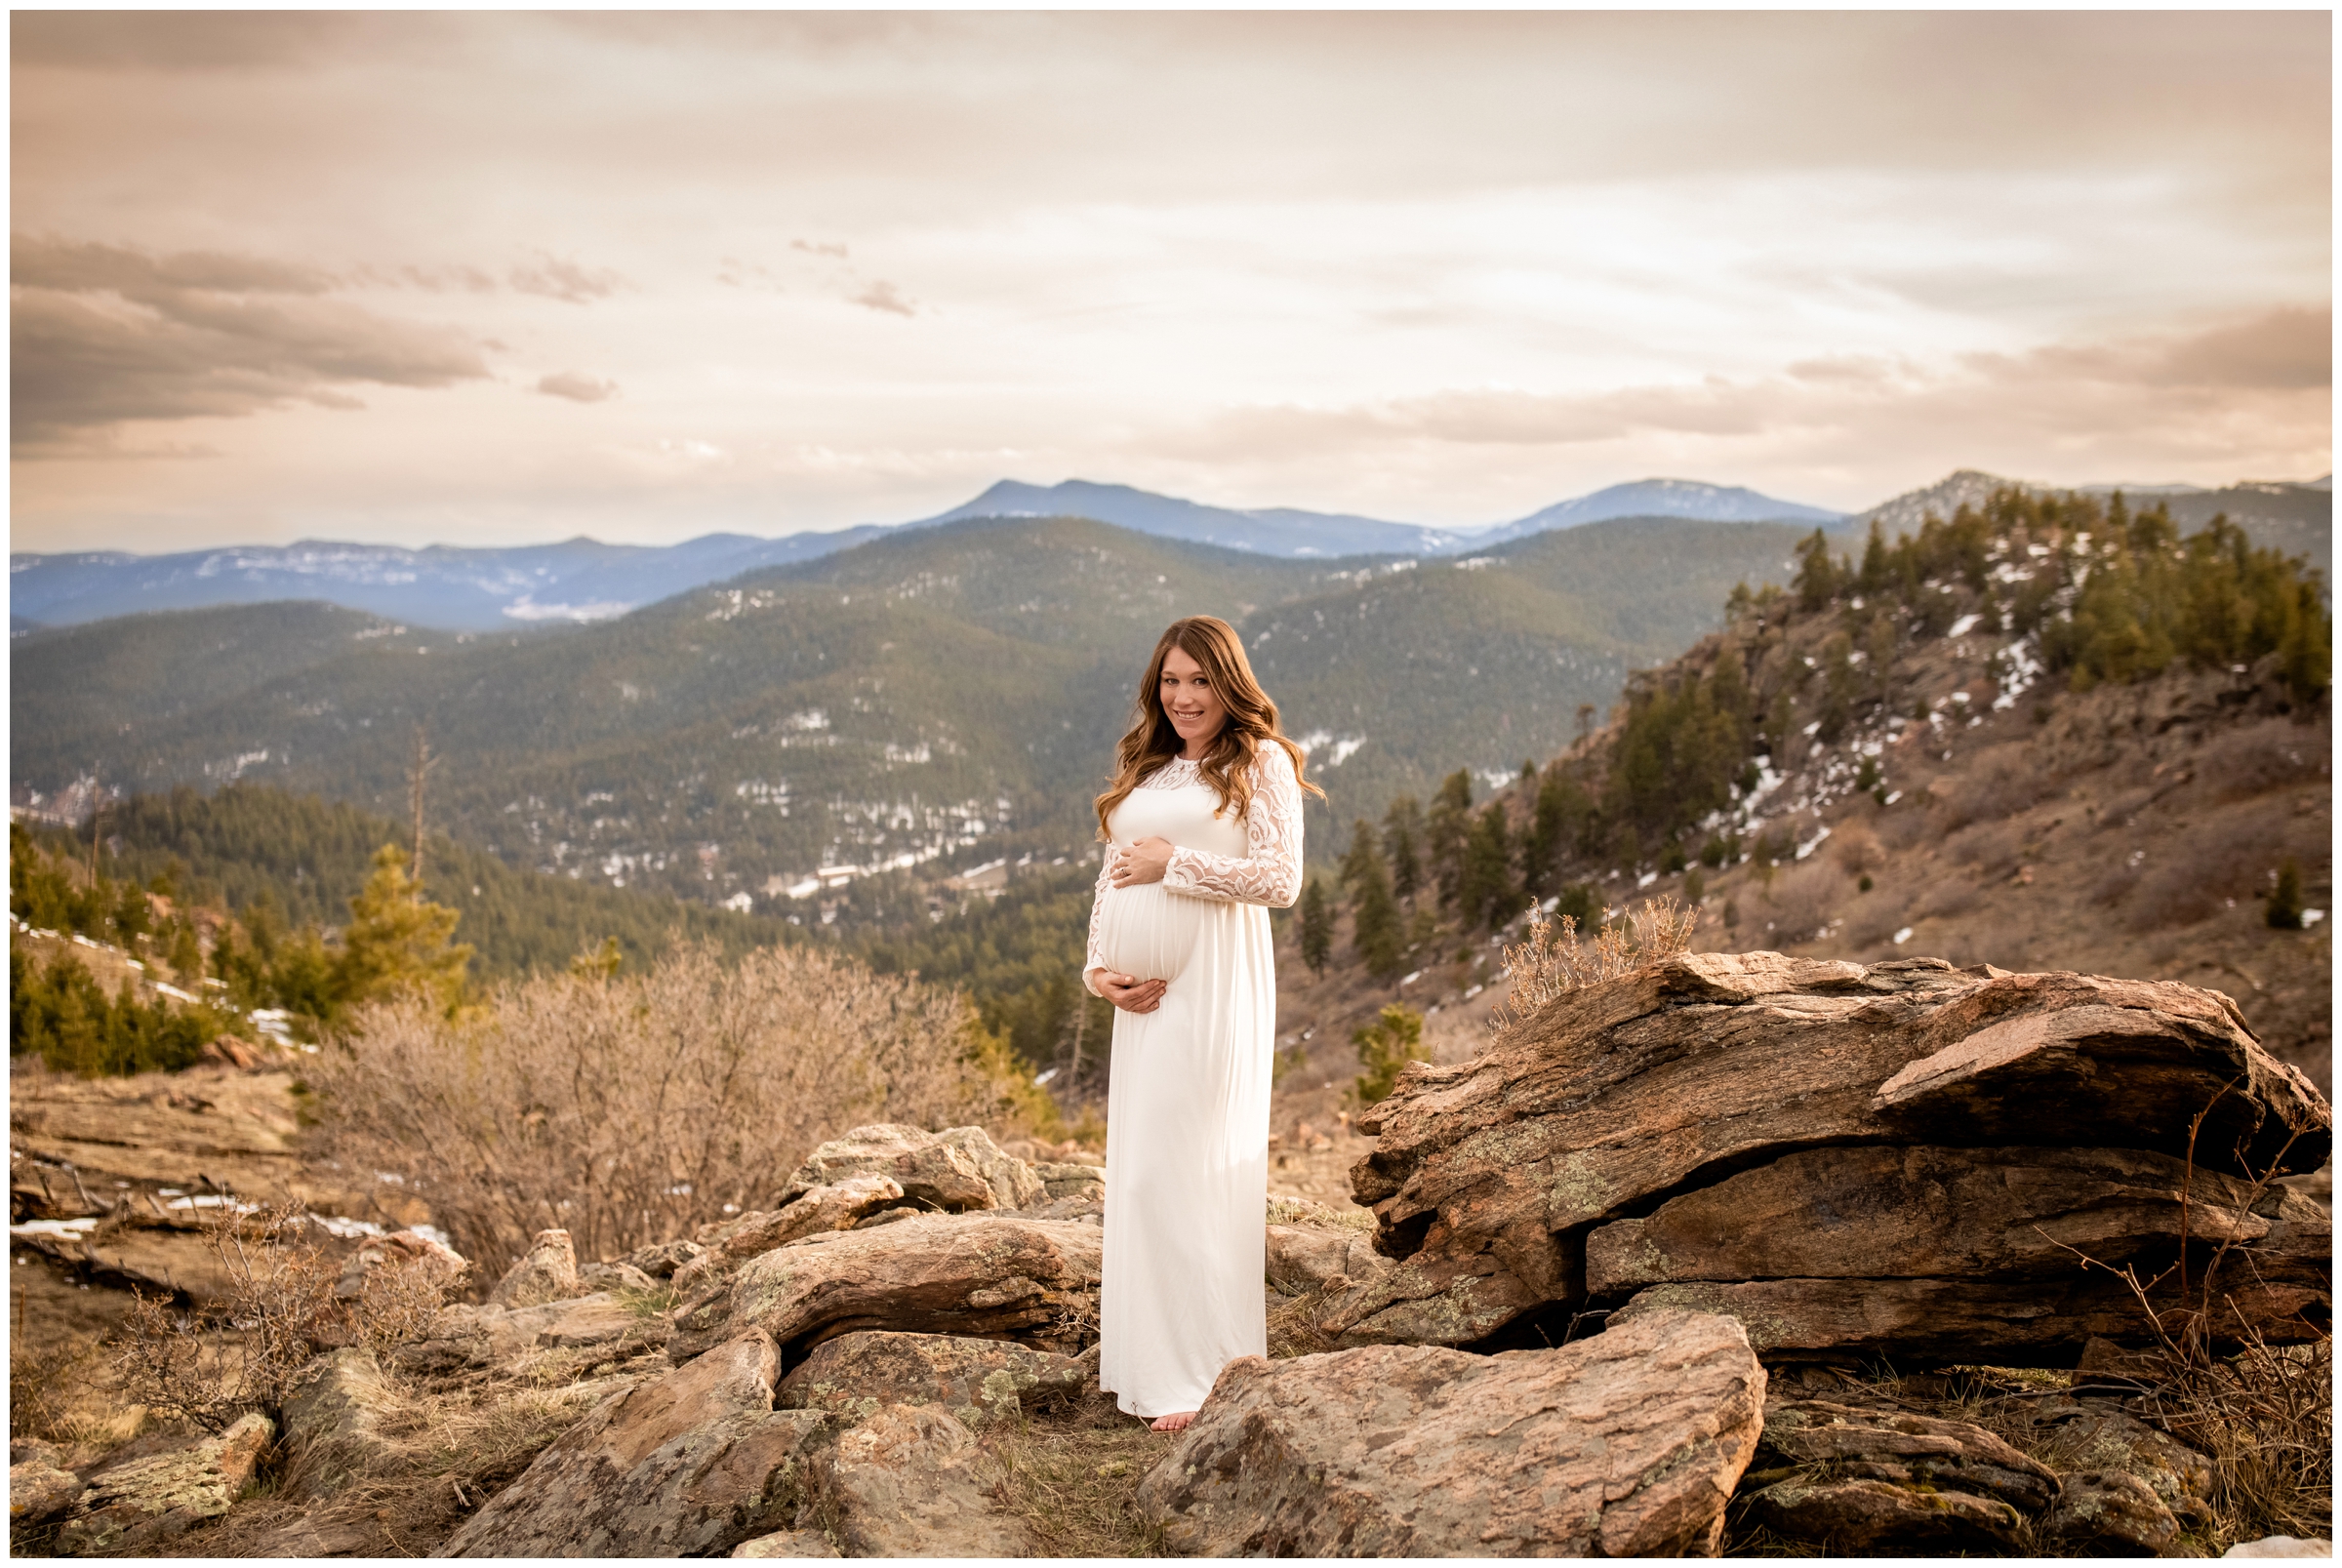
11;11;2329;552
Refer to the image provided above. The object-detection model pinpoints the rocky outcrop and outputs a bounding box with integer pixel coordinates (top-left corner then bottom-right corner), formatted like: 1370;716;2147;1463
1263;1222;1391;1299
806;1403;1029;1557
485;1228;582;1309
776;1331;1090;1429
1032;1161;1107;1203
2041;1470;2181;1554
779;1124;1041;1214
669;1213;1102;1365
396;1291;655;1373
54;1412;274;1554
1340;954;2331;1360
1136;1307;1764;1556
1735;1400;2059;1553
707;1175;907;1261
10;1439;81;1524
731;1528;842;1557
279;1348;402;1501
441;1329;828;1557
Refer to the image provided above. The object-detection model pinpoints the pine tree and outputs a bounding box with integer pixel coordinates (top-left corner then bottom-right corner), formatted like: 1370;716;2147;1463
1382;796;1424;902
1341;821;1403;981
1457;802;1517;932
1339;820;1385;899
2268;858;2305;930
1793;528;1843;613
1352;1004;1428;1106
1298;878;1332;977
332;844;473;1015
1426;771;1474;909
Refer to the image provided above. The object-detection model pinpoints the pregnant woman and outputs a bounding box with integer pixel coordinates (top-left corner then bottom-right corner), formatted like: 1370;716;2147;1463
1083;615;1321;1432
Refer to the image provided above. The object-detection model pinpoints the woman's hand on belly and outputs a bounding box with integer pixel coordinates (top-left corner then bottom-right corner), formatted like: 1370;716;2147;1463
1110;836;1174;889
1096;970;1166;1014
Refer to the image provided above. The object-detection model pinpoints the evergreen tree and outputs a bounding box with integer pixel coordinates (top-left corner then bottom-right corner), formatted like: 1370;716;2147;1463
2268;858;2305;930
1426;771;1474;908
1352;1004;1428;1106
1793;528;1843;612
1339;820;1385;900
1457;802;1517;931
1340;821;1404;980
332;844;473;1015
1382;796;1424;902
1298;878;1332;977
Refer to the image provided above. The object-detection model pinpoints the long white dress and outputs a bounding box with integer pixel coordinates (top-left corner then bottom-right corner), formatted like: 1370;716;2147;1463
1084;746;1304;1419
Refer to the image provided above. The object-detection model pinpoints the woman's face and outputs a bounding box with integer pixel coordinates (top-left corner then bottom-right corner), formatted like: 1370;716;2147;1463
1159;645;1230;752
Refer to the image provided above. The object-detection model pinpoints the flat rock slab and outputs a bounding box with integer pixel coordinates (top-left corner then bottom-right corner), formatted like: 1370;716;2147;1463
1136;1307;1764;1557
1346;957;2329;1347
400;1292;648;1372
781;1124;1042;1213
56;1411;274;1554
1587;1144;2332;1293
441;1329;828;1558
808;1403;1029;1558
1615;1274;2330;1362
1736;1397;2057;1553
732;1527;843;1557
778;1331;1089;1429
670;1213;1101;1365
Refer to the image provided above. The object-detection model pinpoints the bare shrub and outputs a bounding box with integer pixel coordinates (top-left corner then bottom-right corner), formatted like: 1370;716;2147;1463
1929;749;2057;834
312;941;1018;1283
2207;719;2331;803
113;1204;457;1432
2125;806;2299;934
1831;821;1883;876
1491;897;1697;1043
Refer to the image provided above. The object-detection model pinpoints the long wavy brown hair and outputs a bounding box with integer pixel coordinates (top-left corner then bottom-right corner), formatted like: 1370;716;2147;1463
1093;616;1324;839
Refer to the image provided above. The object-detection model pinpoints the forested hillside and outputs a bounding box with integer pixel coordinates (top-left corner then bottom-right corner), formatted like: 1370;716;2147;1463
13;512;1808;914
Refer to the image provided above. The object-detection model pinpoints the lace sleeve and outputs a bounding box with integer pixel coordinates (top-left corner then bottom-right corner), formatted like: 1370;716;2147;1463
1082;851;1113;995
1161;745;1305;907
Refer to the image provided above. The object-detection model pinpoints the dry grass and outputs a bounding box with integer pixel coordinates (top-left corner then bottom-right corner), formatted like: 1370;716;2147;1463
1491;896;1698;1042
112;1204;458;1433
312;941;1014;1283
984;1397;1177;1558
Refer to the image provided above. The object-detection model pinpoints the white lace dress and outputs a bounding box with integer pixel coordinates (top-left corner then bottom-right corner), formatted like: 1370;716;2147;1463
1084;746;1304;1419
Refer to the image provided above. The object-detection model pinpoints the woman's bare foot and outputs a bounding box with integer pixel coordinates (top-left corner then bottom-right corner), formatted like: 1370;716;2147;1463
1149;1411;1198;1432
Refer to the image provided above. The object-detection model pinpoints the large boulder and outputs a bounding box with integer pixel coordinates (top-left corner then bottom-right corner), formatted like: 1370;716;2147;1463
485;1228;583;1310
1264;1223;1391;1299
780;1124;1041;1213
395;1292;654;1373
1136;1307;1764;1556
1587;1145;2332;1292
776;1331;1090;1429
2041;1470;2182;1555
441;1328;828;1557
668;1213;1102;1365
1734;1399;2059;1553
806;1403;1030;1557
10;1439;81;1524
55;1411;274;1554
1342;955;2330;1352
709;1174;908;1262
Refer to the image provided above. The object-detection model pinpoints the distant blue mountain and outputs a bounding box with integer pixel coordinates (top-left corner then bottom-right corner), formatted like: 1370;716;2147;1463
11;474;1848;631
1474;479;1845;545
915;478;1474;557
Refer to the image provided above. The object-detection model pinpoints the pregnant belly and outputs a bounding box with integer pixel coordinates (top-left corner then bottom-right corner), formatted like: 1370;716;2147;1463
1094;883;1207;983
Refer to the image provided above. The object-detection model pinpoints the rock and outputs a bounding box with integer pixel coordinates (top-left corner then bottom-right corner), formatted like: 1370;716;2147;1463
55;1411;274;1554
2026;1398;2212;1526
669;1213;1102;1365
1347;956;2330;1347
808;1403;1029;1557
1586;1145;2333;1293
777;1124;1046;1214
780;1124;998;1213
731;1528;842;1557
1026;1193;1104;1223
247;1512;386;1557
579;1260;658;1293
2073;1335;2175;1387
776;1331;1090;1428
441;1328;828;1557
2227;1537;2336;1558
706;1174;908;1265
335;1228;468;1303
395;1292;651;1372
623;1239;707;1279
1613;1274;2330;1362
280;1347;401;1501
1263;1222;1392;1299
485;1227;583;1310
1736;1399;2058;1552
1136;1307;1764;1556
10;1455;82;1523
2041;1469;2180;1554
1032;1161;1108;1201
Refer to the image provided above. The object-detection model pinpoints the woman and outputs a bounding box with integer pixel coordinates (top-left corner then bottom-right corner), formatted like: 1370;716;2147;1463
1083;615;1322;1432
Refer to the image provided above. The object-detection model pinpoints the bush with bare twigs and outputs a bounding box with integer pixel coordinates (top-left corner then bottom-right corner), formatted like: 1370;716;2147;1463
1490;896;1698;1043
310;940;1031;1284
112;1203;459;1433
2039;1090;2333;1548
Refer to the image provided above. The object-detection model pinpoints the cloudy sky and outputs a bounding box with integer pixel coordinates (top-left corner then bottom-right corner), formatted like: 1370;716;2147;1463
12;11;2330;554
